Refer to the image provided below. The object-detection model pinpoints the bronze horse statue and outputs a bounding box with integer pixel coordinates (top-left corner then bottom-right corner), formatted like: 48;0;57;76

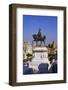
32;29;46;46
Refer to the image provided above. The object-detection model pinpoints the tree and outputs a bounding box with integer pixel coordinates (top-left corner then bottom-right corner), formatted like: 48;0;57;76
48;44;51;48
51;41;54;48
48;41;55;48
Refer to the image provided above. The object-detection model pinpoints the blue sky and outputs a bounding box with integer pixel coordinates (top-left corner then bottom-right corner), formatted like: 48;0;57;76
23;15;57;45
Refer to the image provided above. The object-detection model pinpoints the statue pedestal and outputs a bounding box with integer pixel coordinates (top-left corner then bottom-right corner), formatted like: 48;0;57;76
28;46;50;73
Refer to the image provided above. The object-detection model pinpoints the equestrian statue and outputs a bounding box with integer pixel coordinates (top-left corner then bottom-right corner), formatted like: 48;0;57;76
32;28;46;46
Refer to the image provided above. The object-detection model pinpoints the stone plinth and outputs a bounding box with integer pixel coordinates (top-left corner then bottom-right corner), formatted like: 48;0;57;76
28;46;50;72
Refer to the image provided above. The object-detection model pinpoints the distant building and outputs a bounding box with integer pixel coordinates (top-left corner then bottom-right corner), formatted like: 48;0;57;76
23;42;32;60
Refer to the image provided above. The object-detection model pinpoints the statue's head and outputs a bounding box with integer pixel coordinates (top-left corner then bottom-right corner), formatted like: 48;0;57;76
38;28;42;35
38;28;41;33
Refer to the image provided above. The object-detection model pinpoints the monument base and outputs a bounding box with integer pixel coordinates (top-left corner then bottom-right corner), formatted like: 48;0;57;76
28;46;50;73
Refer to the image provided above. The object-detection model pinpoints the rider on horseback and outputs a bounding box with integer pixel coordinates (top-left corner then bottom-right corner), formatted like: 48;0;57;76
37;28;42;39
32;28;46;46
